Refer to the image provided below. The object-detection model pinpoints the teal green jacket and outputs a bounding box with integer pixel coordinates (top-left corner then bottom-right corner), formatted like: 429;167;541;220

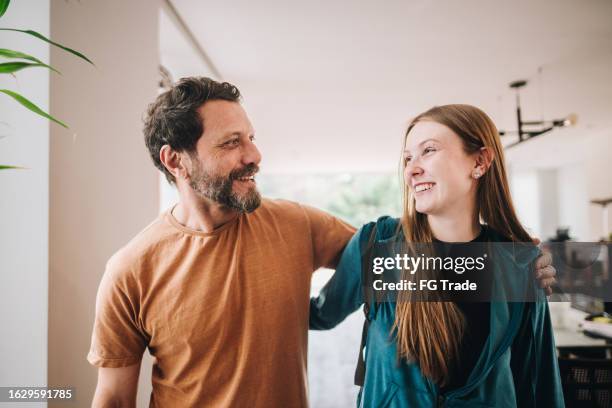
310;217;564;407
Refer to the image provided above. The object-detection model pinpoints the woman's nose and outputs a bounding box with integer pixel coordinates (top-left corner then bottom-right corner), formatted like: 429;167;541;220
406;158;424;177
404;162;423;185
410;165;423;177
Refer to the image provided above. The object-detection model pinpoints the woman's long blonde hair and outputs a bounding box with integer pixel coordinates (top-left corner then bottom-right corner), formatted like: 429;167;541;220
393;104;531;386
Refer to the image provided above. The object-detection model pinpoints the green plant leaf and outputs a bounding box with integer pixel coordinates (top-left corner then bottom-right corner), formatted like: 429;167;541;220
0;89;68;128
0;165;26;170
0;28;94;65
0;61;58;74
0;48;61;73
0;0;9;19
0;48;43;62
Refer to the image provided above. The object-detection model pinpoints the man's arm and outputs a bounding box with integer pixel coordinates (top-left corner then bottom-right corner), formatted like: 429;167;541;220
88;256;148;406
300;204;355;270
92;362;141;408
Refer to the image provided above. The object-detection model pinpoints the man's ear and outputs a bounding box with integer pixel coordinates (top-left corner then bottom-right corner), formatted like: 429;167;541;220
474;146;495;175
160;145;188;181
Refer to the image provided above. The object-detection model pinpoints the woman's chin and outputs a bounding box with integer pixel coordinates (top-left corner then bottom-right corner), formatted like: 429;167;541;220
415;203;434;214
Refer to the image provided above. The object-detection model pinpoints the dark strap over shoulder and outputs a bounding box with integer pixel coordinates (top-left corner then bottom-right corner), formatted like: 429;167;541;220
354;223;378;386
354;318;369;386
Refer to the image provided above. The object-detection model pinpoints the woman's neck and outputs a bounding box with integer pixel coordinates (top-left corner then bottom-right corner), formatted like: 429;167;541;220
428;213;481;243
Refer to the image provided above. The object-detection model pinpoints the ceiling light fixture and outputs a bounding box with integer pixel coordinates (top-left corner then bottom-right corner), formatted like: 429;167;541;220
499;79;577;149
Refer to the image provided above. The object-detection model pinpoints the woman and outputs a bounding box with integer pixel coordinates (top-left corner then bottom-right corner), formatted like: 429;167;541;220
310;104;564;407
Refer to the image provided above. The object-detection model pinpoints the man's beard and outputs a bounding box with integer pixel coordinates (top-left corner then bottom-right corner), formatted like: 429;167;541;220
188;161;261;213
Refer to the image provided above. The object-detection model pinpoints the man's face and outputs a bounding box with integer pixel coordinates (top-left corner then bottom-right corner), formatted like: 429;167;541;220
186;100;262;213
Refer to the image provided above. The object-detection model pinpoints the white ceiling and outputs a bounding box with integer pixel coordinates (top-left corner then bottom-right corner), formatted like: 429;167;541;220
160;0;612;173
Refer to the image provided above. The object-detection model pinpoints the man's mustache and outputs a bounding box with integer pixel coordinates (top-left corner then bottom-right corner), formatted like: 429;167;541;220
229;163;259;181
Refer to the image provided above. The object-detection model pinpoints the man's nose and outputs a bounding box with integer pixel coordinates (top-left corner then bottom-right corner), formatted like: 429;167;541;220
242;139;262;166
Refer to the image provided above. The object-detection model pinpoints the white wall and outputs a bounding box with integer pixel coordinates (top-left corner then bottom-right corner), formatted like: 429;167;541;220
537;169;559;240
510;169;541;237
585;131;612;240
557;162;589;240
0;2;50;407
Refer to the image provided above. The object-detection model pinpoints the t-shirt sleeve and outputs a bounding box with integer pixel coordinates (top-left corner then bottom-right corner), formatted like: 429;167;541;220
87;257;148;368
301;204;356;270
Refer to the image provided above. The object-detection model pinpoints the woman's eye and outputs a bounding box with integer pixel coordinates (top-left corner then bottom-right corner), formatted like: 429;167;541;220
424;146;436;154
404;156;412;163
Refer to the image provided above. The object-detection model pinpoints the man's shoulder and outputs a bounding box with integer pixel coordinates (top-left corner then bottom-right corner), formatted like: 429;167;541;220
255;198;353;228
255;198;327;221
258;198;306;213
105;212;177;279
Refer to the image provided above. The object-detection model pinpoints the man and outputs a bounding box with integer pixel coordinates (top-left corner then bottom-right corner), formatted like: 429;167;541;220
88;77;556;407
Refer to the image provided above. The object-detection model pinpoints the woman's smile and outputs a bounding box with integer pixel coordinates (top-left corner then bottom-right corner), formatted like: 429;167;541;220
413;182;436;194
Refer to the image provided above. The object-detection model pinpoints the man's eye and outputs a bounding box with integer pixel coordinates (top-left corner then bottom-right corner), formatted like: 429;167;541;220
225;139;240;147
249;135;256;142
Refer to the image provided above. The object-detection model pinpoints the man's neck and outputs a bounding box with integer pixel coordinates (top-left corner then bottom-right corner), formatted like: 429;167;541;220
173;191;238;233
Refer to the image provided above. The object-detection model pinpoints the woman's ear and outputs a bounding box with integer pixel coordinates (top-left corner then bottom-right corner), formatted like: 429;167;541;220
472;147;495;179
160;145;188;181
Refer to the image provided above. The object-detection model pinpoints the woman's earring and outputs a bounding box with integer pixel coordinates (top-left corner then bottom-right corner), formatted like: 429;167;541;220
473;170;482;179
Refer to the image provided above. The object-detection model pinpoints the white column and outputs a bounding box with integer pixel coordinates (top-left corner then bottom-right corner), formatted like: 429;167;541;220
49;1;160;406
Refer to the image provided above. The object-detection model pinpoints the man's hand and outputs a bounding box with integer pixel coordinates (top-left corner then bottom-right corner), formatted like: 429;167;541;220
533;238;556;296
92;362;141;408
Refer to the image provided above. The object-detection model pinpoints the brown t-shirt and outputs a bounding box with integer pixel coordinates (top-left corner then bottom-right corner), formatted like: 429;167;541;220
87;199;355;407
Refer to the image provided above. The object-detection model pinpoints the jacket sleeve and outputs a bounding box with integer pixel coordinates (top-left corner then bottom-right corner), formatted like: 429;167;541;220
510;294;565;407
309;227;366;330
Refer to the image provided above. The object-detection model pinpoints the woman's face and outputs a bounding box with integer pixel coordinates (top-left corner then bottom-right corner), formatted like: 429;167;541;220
403;120;478;216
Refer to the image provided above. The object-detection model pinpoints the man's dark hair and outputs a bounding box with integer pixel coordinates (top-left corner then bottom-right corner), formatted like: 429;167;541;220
143;77;241;184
